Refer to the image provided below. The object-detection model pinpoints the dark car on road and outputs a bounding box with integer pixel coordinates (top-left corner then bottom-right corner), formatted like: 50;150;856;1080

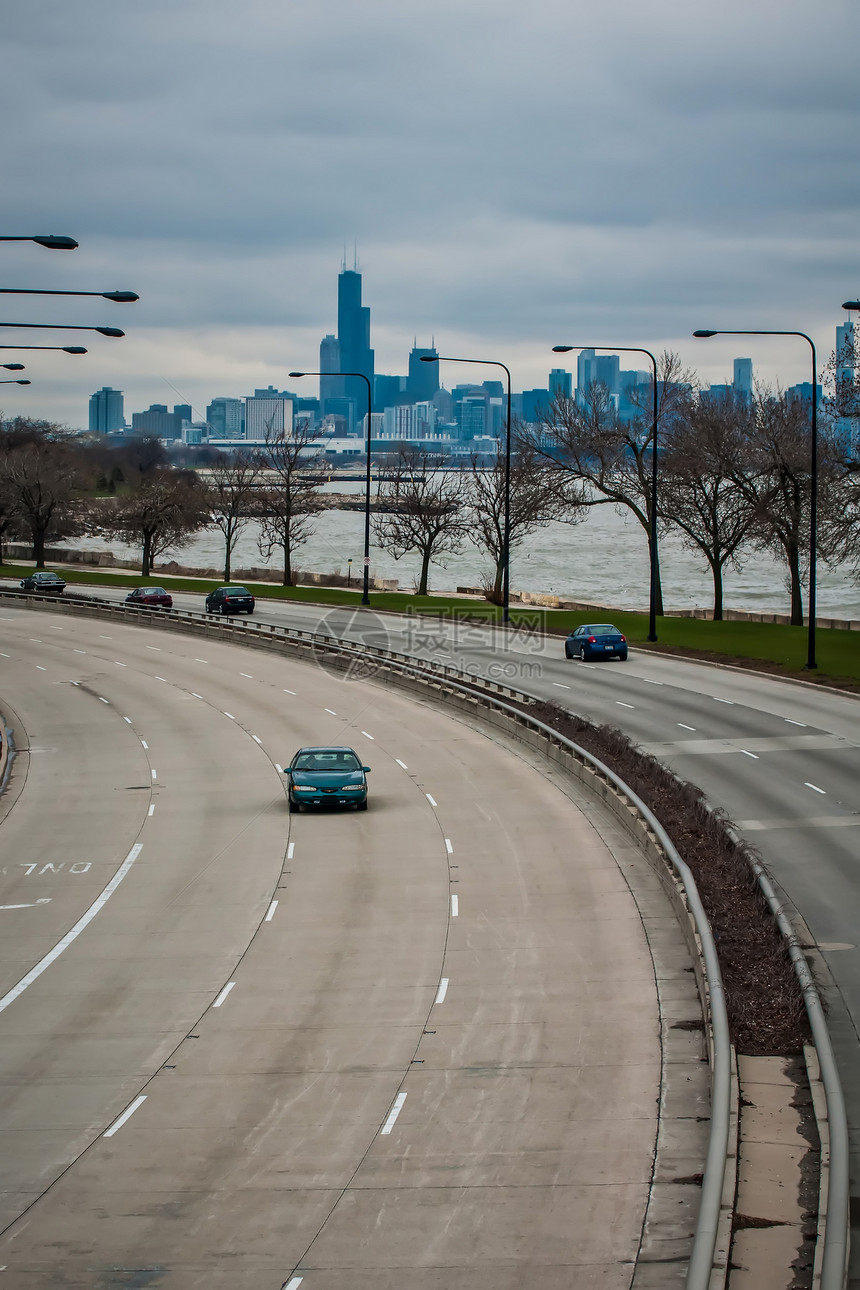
205;585;255;615
566;623;628;661
284;746;371;812
19;570;66;593
125;586;173;609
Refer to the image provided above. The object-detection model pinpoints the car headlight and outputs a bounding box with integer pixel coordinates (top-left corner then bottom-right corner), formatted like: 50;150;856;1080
341;784;365;792
293;785;317;793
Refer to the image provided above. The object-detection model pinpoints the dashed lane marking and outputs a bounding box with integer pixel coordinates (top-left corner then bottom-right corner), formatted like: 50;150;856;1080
396;759;408;769
213;982;236;1008
265;900;278;922
435;978;449;1004
451;894;459;916
103;1095;147;1138
381;1092;407;1135
805;782;826;795
426;794;437;807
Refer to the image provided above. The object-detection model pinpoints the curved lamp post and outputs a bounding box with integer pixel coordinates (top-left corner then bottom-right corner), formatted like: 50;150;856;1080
0;288;138;302
553;344;660;642
421;354;513;623
290;370;373;606
693;328;819;669
0;235;78;250
0;323;124;337
0;345;87;354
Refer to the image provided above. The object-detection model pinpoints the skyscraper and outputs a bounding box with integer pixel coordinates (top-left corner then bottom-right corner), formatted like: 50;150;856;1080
206;397;244;438
407;344;439;402
337;266;374;426
88;387;125;434
733;358;753;401
549;368;572;400
319;334;342;407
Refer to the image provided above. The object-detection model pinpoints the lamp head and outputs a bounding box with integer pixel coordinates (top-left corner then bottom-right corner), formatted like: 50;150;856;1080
32;235;78;250
693;330;717;338
102;291;139;303
842;301;860;312
15;379;30;385
288;371;305;378
2;363;25;370
419;355;439;362
551;345;574;353
62;346;87;354
96;327;125;337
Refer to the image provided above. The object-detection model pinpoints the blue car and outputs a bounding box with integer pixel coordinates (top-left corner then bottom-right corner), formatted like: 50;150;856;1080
566;623;628;661
284;746;371;813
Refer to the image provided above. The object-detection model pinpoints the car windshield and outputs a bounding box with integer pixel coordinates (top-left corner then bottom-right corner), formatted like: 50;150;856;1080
586;624;618;634
293;751;361;772
143;588;165;594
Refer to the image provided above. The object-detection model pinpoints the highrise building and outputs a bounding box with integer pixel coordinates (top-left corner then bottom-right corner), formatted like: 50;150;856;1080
244;395;294;439
576;351;620;404
319;334;342;407
337;266;374;426
88;387;125;434
131;405;182;439
407;345;439;402
174;404;193;423
206;397;244;439
549;368;572;400
733;358;753;401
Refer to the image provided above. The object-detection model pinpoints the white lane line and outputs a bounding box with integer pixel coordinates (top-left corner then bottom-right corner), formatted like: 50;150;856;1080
381;1091;407;1135
98;696;109;704
616;701;635;709
223;711;235;720
240;672;253;679
148;804;155;816
580;663;596;669
805;782;826;795
146;646;161;651
552;682;570;690
123;716;133;724
28;638;43;643
0;651;9;658
451;893;459;916
361;730;374;740
786;719;807;727
396;759;408;769
283;1277;303;1289
714;697;733;704
48;625;63;630
265;900;278;922
0;843;143;1015
325;708;337;715
435;978;449;1004
73;648;86;654
643;678;663;685
445;838;453;854
741;750;759;759
213;982;236;1008
252;734;262;744
195;658;208;663
426;794;438;807
36;665;47;671
140;739;148;749
98;635;112;639
103;1094;147;1138
0;899;52;910
678;723;696;731
283;688;297;695
287;842;295;860
151;768;157;780
114;661;126;667
191;692;203;699
69;681;79;686
275;763;283;773
154;676;167;682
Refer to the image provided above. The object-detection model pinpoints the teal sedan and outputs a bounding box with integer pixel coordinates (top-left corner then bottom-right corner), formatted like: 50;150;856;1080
285;746;371;813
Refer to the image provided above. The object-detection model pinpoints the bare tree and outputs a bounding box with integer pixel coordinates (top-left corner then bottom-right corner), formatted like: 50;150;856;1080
373;448;468;595
659;392;757;620
202;450;262;582
257;420;326;586
533;351;692;615
97;469;206;575
468;436;583;603
0;420;84;566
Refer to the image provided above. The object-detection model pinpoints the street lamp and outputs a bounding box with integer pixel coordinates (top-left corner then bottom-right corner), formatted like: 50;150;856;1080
421;354;513;623
553;344;661;642
0;323;124;337
1;363;25;370
0;379;30;385
693;327;819;670
0;235;78;250
0;345;87;354
0;288;138;302
290;370;373;606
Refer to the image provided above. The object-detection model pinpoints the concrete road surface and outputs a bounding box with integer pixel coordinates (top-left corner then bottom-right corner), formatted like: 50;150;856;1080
0;605;700;1288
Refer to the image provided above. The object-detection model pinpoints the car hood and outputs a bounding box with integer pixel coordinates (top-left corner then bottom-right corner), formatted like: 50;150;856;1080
291;770;365;788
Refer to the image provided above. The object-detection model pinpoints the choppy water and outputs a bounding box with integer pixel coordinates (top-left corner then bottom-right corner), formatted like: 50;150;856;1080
71;480;860;619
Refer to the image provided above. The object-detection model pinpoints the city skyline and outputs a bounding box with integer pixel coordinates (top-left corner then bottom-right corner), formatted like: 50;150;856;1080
1;1;857;428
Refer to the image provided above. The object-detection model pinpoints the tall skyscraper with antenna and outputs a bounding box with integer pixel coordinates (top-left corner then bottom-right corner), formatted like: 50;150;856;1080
336;254;374;429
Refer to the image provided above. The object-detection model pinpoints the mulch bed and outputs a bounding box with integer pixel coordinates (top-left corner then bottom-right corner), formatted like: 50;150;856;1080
524;699;810;1055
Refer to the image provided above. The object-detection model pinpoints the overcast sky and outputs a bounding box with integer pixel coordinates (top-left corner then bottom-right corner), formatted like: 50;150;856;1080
2;0;858;427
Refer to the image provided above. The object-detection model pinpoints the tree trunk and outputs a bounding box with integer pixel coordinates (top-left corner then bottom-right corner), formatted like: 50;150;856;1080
709;556;724;621
489;556;504;604
282;537;293;587
418;547;432;596
33;526;46;568
787;542;804;626
223;542;231;583
141;531;152;577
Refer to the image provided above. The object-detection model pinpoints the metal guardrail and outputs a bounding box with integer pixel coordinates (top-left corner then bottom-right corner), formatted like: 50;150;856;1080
2;586;849;1287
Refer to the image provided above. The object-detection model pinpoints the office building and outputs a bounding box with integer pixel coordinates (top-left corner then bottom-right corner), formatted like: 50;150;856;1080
88;387;125;435
576;350;620;405
549;368;572;400
320;334;342;406
131;405;183;440
374;374;405;408
206;397;244;439
521;388;551;422
733;358;753;401
244;395;294;440
174;404;193;423
407;345;439;402
337;266;374;427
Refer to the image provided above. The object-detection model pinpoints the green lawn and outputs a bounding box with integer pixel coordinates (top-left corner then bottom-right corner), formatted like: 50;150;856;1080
3;561;858;687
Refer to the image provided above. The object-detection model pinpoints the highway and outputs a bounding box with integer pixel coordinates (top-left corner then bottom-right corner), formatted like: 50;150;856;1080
0;603;702;1287
58;580;860;1277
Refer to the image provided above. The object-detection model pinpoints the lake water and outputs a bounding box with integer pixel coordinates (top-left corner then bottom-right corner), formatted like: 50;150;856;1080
72;480;860;620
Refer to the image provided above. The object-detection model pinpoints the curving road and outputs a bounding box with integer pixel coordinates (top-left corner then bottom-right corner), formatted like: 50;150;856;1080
0;603;701;1288
55;580;860;1279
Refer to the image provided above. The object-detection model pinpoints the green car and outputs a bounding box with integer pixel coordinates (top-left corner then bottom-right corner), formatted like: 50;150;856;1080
284;746;371;813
